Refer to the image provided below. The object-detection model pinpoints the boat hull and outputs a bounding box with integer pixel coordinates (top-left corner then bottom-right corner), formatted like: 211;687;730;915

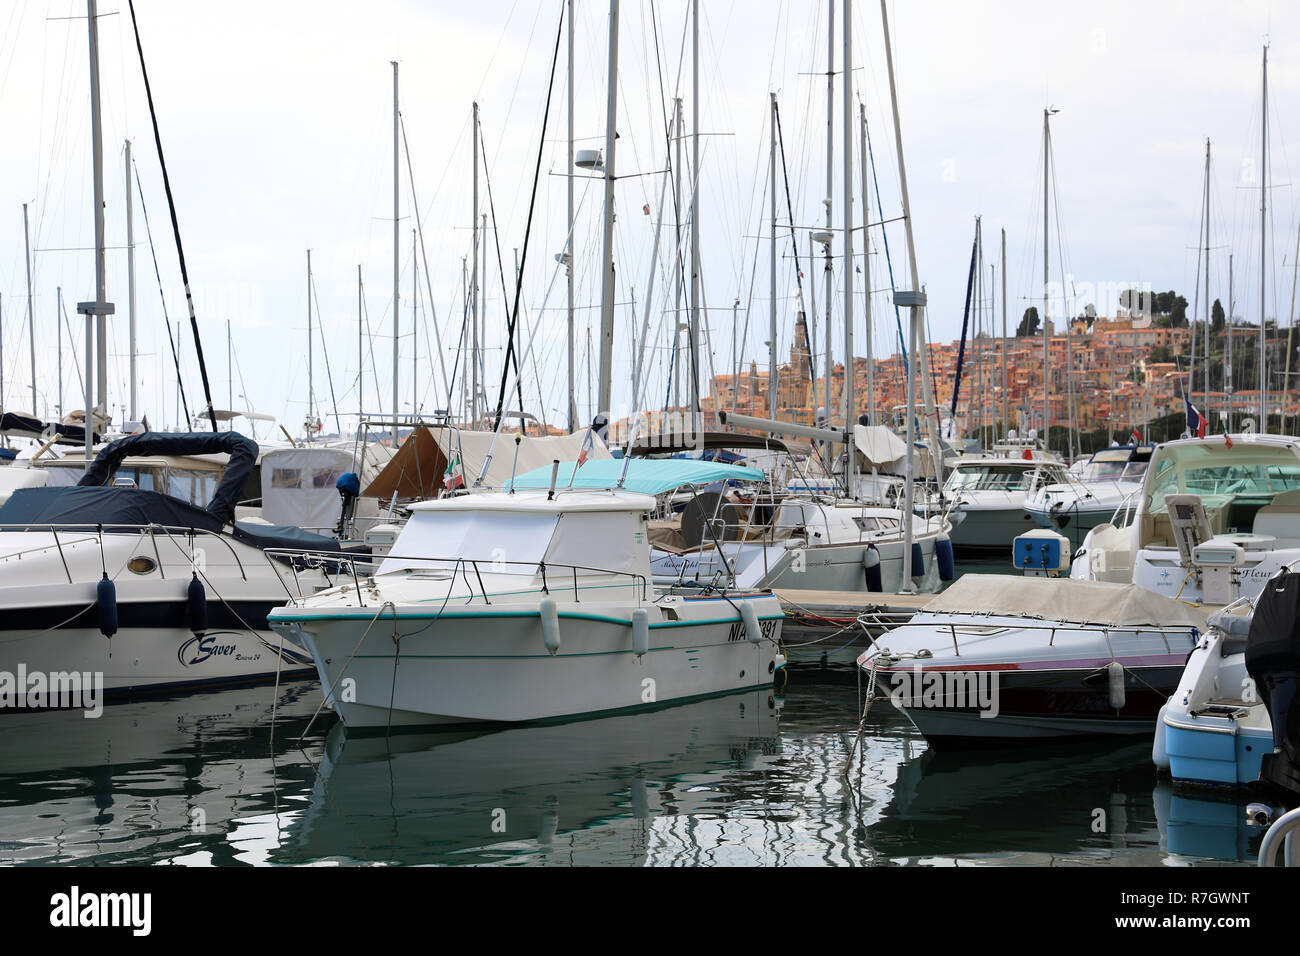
273;598;783;727
870;662;1187;747
945;505;1036;554
1159;630;1272;788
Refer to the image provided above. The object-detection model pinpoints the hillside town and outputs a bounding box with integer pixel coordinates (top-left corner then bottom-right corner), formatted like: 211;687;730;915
700;305;1299;437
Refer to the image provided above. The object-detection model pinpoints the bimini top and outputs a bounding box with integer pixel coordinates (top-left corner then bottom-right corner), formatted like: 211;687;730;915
0;486;224;533
505;458;764;496
921;573;1208;629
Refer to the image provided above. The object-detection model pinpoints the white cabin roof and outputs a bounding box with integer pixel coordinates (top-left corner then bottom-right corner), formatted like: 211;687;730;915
407;490;656;515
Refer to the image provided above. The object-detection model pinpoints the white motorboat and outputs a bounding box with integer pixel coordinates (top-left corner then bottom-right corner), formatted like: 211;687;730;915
857;572;1206;746
268;480;785;728
1024;445;1152;546
928;454;1070;554
1153;603;1272;788
1070;433;1300;791
0;432;339;703
1073;434;1300;604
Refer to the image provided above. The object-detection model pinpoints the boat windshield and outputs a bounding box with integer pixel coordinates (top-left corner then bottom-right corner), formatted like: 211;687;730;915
1081;458;1148;482
1121;460;1149;482
1082;459;1128;480
945;465;1034;492
1144;443;1300;518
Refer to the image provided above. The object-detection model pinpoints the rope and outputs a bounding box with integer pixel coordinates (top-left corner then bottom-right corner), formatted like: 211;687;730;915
296;601;396;747
841;659;881;779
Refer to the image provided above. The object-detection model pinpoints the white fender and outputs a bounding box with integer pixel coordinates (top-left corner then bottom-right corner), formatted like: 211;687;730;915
631;608;649;657
1107;660;1126;710
741;601;762;645
540;597;561;656
1152;702;1170;771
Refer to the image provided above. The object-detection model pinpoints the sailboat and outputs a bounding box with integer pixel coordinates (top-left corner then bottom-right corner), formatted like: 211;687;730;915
706;0;955;596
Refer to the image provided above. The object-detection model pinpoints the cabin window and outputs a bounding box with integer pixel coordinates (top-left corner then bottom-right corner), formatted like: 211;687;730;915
272;468;302;489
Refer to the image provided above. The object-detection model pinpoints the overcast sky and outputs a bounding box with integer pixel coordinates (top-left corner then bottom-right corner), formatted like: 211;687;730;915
0;0;1296;438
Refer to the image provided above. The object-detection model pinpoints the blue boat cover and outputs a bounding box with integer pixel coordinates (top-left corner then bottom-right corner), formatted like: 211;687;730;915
506;458;764;495
232;520;344;553
0;486;224;533
78;431;258;524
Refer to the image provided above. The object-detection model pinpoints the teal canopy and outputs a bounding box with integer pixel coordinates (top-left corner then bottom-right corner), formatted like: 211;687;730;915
506;458;764;495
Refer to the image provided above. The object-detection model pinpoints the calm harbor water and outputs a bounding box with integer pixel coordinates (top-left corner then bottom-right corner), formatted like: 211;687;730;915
0;550;1266;868
0;673;1264;866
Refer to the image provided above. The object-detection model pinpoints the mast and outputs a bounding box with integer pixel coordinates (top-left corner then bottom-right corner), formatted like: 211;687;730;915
80;0;114;459
860;103;872;425
1228;253;1234;429
1260;45;1268;432
1203;137;1211;425
226;318;231;429
23;203;37;415
125;139;137;421
307;248;314;433
689;0;701;434
392;61;400;446
596;0;619;422
358;264;364;423
472;102;480;425
880;0;931;588
674;96;683;411
1042;108;1053;449
975;217;983;442
823;0;834;424
1002;228;1007;439
842;0;854;492
57;288;63;418
566;0;576;431
769;92;777;419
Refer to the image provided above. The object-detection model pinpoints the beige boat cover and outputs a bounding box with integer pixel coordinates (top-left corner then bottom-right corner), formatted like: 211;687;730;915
922;573;1209;629
854;424;907;467
363;426;610;500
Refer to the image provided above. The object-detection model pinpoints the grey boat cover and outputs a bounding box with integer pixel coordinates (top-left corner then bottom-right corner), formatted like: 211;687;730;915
922;573;1209;630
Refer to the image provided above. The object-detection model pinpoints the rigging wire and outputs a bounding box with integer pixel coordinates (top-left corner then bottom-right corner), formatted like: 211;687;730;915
126;0;219;432
488;4;565;431
131;159;188;426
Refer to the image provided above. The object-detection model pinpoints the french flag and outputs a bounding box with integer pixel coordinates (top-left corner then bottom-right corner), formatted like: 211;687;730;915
1186;402;1207;439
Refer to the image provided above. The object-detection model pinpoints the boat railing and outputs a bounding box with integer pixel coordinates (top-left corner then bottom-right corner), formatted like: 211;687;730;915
1108;489;1139;529
870;616;1192;661
264;547;649;609
1258;805;1300;867
0;522;250;584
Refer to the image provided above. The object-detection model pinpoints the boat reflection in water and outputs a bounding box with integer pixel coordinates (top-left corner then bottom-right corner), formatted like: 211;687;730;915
867;739;1249;865
1151;784;1266;863
282;687;784;866
0;680;323;865
0;679;1266;866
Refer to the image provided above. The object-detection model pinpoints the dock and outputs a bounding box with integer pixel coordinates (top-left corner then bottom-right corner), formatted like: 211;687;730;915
772;588;935;668
773;588;933;627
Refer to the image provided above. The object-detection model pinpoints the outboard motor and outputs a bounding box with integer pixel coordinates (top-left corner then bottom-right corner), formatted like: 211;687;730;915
1246;571;1300;807
335;472;361;537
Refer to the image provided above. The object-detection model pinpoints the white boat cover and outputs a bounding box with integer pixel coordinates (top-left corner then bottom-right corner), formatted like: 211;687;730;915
922;573;1208;629
854;424;907;467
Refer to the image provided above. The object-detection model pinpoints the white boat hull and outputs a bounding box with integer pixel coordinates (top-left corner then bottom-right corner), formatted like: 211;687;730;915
275;597;783;727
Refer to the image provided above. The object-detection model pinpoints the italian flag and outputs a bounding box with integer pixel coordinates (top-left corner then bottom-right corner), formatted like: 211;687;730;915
443;451;465;490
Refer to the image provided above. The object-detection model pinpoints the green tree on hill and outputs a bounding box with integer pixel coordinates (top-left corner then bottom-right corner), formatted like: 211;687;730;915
1017;306;1040;337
